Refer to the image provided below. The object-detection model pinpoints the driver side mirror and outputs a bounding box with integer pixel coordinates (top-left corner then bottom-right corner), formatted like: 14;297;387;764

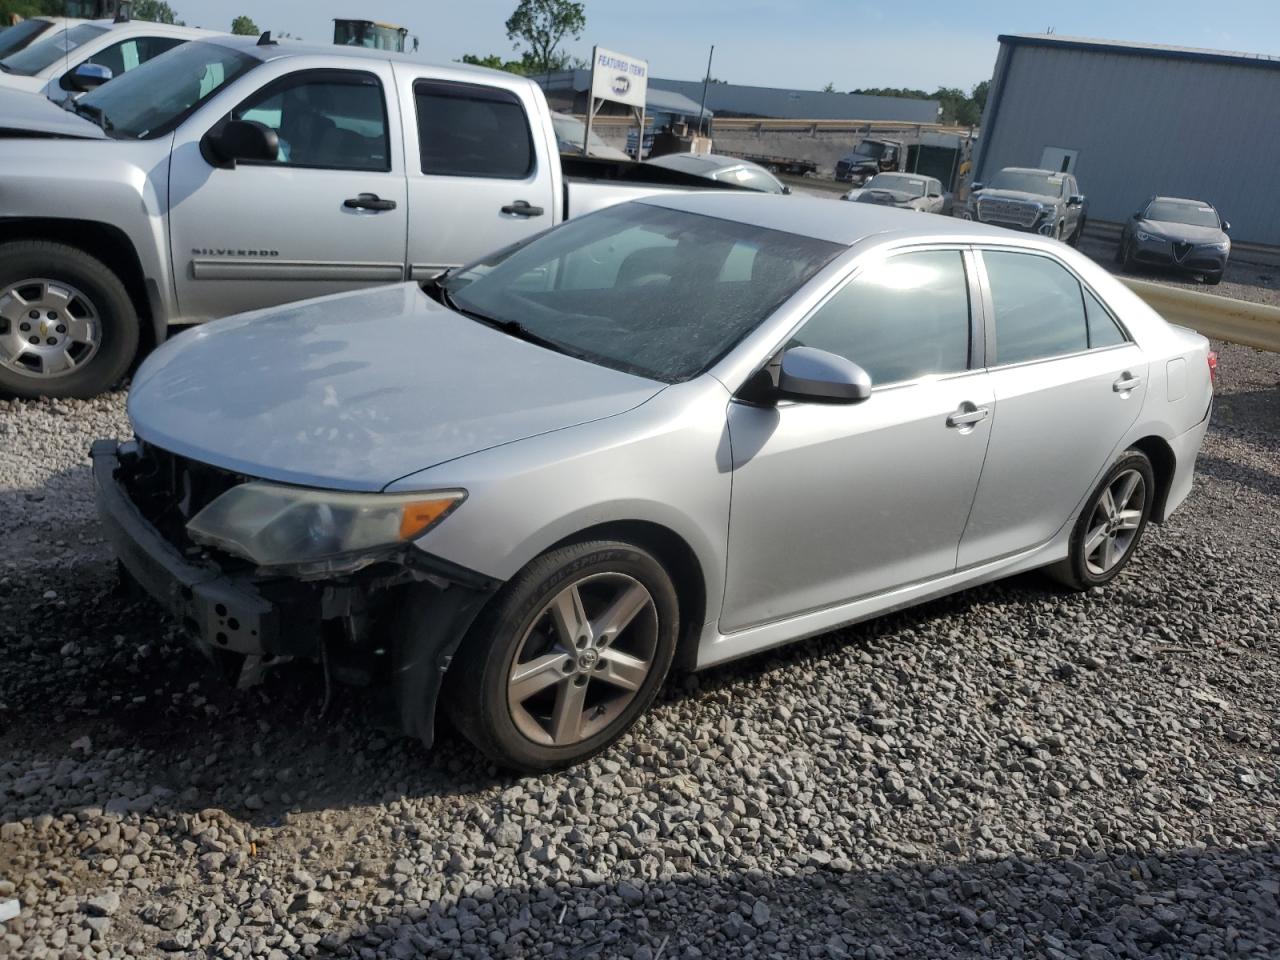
970;181;984;193
776;346;872;404
1067;194;1085;206
781;185;792;195
201;119;280;169
1222;220;1231;232
65;62;113;93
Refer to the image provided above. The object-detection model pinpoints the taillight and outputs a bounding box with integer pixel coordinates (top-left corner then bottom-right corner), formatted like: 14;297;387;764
1207;350;1218;386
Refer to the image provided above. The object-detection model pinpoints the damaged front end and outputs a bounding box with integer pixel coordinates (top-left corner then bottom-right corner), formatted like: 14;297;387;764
89;438;500;747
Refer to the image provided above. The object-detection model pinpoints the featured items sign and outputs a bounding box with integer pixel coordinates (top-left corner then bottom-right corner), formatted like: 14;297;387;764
589;46;648;110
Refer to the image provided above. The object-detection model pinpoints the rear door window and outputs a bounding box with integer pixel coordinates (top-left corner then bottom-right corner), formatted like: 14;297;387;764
415;80;534;179
982;250;1091;364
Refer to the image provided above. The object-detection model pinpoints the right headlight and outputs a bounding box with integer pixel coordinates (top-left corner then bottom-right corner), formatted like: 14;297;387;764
187;482;465;574
1136;230;1164;243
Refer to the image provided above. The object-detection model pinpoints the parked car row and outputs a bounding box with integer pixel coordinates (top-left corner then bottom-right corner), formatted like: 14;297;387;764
0;26;1216;773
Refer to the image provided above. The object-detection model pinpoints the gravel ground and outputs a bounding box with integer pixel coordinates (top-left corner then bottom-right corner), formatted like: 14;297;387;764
2;297;1279;957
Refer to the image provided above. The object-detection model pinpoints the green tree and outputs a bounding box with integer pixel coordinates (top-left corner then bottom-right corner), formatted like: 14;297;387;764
970;79;990;116
822;81;836;93
504;0;585;74
1;0;60;23
230;14;259;35
460;52;530;75
132;0;182;24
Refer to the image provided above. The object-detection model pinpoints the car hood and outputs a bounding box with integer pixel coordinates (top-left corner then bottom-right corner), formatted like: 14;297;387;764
0;83;103;136
857;189;918;205
0;72;51;96
1138;219;1227;244
127;284;666;492
974;189;1054;205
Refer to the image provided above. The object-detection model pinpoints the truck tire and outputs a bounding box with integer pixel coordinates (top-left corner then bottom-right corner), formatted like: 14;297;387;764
0;241;139;400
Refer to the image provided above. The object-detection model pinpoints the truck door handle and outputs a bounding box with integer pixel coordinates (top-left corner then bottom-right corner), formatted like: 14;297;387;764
344;193;397;212
501;200;544;218
946;405;990;428
1113;374;1142;393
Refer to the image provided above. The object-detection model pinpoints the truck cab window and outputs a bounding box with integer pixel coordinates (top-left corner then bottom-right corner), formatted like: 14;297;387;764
414;80;534;179
234;72;390;172
74;35;185;86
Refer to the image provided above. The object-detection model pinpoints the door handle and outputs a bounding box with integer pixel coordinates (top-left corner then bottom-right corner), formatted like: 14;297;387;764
1113;374;1142;393
501;200;544;218
946;405;990;428
344;193;397;212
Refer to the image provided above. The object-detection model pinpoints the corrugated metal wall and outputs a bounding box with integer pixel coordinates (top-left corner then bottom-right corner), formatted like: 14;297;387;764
977;42;1280;246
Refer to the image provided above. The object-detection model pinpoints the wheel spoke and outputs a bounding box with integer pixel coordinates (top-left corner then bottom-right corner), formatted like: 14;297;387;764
1115;509;1142;532
0;288;31;323
1098;487;1118;521
1084;524;1110;557
548;583;591;647
41;283;73;313
549;678;588;743
508;652;571;704
64;314;98;347
1102;534;1117;571
1113;472;1141;511
592;581;651;648
596;648;649;692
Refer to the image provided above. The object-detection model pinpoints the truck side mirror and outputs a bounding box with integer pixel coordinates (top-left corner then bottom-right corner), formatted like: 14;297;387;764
201;119;280;169
1221;220;1231;232
65;62;113;93
970;181;984;192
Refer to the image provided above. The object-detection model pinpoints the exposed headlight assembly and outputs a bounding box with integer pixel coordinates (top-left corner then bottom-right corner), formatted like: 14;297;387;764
187;482;465;575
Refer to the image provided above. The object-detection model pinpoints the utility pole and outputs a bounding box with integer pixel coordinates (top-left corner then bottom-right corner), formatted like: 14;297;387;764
698;44;715;135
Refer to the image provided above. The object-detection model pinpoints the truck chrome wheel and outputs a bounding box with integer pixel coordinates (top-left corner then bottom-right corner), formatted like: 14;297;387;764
1083;468;1146;576
0;278;101;379
506;572;658;747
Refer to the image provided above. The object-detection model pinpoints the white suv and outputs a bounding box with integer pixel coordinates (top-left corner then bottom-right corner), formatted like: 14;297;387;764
0;18;222;100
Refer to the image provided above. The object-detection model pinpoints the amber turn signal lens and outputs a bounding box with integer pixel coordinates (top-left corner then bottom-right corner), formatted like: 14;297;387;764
398;498;461;540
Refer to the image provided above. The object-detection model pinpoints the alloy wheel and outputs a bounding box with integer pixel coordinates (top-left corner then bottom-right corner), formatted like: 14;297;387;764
1083;468;1147;576
0;278;101;379
506;572;658;747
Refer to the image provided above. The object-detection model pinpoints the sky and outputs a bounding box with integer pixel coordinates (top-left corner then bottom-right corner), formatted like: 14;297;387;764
174;0;1280;93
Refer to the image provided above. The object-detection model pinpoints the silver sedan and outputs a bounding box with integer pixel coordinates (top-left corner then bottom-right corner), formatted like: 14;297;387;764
94;194;1213;772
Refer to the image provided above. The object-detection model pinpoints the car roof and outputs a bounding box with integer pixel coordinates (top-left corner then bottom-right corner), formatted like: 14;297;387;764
1000;167;1063;176
83;17;223;39
639;192;1025;247
194;33;530;85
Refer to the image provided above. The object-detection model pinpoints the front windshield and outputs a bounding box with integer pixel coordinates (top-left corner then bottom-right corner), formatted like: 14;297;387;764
1144;200;1219;228
442;203;843;382
853;141;886;159
865;174;926;196
0;19;54;60
74;41;259;139
0;22;106;76
989;170;1066;197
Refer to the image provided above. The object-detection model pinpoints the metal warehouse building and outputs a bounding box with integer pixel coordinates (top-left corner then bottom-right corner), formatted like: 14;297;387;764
974;34;1280;247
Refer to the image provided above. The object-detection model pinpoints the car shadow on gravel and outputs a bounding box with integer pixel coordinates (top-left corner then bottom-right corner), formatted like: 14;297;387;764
313;843;1280;958
1209;388;1280;455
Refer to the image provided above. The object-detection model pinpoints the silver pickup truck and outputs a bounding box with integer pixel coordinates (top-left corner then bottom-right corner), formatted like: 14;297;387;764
0;35;721;399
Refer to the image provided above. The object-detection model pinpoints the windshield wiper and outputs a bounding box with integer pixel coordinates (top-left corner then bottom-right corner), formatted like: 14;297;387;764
72;101;113;132
441;291;581;359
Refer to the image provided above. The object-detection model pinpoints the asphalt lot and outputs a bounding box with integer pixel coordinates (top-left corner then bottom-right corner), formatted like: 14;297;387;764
2;238;1279;958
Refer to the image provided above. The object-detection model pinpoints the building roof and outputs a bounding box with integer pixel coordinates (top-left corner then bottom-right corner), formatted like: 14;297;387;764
538;70;940;123
999;33;1280;72
644;86;711;117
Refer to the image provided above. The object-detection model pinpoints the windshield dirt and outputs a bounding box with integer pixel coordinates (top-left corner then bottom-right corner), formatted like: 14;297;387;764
988;171;1065;196
74;41;258;139
442;204;843;383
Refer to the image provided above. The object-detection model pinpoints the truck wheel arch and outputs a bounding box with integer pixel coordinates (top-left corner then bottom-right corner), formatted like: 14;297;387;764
0;218;160;355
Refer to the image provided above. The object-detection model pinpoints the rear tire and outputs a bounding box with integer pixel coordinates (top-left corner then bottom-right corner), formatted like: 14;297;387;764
1048;450;1155;591
445;540;679;773
0;241;139;399
1203;271;1222;286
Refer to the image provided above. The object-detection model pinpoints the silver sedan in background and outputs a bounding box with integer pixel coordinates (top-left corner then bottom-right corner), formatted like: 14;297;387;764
93;194;1213;772
843;172;945;213
645;152;790;194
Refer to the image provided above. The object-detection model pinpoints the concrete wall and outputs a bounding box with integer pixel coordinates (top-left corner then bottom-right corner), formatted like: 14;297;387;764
976;39;1280;246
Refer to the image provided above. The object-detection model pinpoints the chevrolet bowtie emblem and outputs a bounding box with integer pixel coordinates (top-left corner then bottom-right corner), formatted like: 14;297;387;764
39;321;48;337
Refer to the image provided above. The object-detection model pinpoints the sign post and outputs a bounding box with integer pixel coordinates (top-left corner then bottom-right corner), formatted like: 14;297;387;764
583;45;649;161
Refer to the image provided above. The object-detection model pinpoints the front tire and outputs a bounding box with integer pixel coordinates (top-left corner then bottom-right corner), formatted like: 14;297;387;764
1049;450;1155;591
445;541;679;772
0;241;139;399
